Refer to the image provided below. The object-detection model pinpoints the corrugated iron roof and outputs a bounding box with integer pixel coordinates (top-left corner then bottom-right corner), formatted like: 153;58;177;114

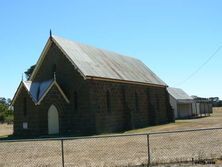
23;80;53;103
19;79;69;105
52;35;167;86
167;87;193;101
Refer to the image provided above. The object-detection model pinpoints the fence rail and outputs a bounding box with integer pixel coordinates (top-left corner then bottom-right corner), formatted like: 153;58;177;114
0;127;222;166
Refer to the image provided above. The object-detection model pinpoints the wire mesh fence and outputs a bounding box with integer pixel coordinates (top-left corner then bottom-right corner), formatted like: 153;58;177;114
0;127;222;167
150;128;222;165
0;139;62;167
63;135;148;166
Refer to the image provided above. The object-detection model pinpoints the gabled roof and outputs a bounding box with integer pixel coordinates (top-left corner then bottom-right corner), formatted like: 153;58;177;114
167;87;193;103
12;80;69;105
23;80;53;103
30;35;167;87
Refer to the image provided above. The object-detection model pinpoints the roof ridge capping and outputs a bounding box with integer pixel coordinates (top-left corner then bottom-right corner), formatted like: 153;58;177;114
52;35;141;61
31;34;167;87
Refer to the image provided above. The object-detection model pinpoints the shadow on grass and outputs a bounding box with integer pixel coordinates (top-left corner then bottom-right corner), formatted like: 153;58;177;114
0;115;211;141
0;133;89;141
176;115;211;120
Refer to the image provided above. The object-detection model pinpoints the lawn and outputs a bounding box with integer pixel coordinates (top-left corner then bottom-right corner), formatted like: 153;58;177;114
126;107;222;134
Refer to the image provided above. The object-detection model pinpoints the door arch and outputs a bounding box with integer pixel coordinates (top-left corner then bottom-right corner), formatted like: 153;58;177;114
48;105;59;134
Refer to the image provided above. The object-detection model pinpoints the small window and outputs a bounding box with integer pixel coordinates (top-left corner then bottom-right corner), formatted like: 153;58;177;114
135;92;139;112
106;91;111;113
23;97;27;116
74;91;78;111
156;94;160;112
23;122;28;129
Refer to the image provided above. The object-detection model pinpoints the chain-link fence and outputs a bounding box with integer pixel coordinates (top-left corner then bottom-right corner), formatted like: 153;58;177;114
149;128;222;166
0;127;222;167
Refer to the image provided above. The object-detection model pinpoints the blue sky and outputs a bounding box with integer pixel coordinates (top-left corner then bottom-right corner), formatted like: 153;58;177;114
0;0;222;99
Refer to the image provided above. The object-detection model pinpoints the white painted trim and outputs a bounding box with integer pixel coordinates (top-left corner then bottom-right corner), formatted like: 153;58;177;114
30;36;86;81
36;81;54;105
51;37;86;80
54;82;70;103
11;82;37;106
37;80;70;105
12;80;69;106
11;81;25;106
29;36;166;88
11;82;23;106
85;76;166;88
29;39;52;81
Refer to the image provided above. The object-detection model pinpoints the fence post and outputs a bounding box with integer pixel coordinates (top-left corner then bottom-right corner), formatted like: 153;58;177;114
61;139;65;167
147;134;151;167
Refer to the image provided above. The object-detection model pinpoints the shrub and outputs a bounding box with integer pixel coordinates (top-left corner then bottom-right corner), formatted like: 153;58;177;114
0;103;13;123
4;115;13;124
0;112;4;123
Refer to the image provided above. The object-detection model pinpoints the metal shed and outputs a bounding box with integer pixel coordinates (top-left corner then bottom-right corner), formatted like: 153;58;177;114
192;97;213;116
167;87;194;119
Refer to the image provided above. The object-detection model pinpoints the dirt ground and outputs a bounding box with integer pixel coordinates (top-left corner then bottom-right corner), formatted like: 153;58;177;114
0;123;12;137
0;108;222;167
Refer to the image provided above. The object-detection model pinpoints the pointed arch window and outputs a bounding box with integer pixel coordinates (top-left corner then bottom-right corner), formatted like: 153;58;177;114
23;97;27;116
156;94;160;112
106;91;111;113
73;91;78;111
135;92;139;112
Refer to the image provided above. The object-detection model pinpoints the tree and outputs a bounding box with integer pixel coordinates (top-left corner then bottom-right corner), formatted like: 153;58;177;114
209;97;219;102
0;102;12;123
0;103;7;113
0;97;6;105
24;64;36;80
0;97;12;106
6;98;12;106
0;97;13;123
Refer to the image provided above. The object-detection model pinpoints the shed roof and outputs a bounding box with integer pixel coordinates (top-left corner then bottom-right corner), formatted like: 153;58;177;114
50;35;166;86
167;87;193;103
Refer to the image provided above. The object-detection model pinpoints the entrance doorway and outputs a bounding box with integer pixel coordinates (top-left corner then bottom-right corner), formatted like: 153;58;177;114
48;105;59;134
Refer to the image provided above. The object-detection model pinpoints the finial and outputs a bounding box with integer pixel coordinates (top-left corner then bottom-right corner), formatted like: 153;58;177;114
22;73;24;81
54;72;56;81
50;29;52;40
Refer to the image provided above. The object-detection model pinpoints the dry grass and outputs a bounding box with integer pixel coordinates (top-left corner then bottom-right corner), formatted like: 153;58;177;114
0;107;222;167
1;107;222;137
126;107;222;134
0;123;12;138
